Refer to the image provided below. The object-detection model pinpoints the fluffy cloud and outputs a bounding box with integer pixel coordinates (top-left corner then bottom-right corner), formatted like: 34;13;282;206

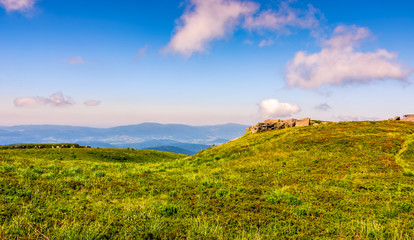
259;98;300;118
314;103;331;111
164;0;257;57
68;56;85;64
0;0;36;12
164;0;320;57
258;39;274;47
286;25;412;89
243;2;319;31
14;92;74;108
84;100;101;107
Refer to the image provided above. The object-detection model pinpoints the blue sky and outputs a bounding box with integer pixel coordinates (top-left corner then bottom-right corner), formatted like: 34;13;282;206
0;0;413;127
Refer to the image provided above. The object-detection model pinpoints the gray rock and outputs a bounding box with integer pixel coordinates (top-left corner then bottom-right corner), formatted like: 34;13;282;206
296;118;310;127
401;114;414;122
248;118;311;133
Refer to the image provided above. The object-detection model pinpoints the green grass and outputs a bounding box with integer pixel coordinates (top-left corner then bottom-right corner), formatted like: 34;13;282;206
1;121;414;239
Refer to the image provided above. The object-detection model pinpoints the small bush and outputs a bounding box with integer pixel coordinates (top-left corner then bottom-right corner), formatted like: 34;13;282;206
62;169;75;177
401;202;411;212
168;191;178;197
161;205;178;217
95;171;106;177
31;166;44;174
91;164;99;171
403;171;414;177
20;169;38;180
215;189;229;198
48;164;62;172
42;172;55;179
71;167;83;174
2;195;19;201
3;165;16;172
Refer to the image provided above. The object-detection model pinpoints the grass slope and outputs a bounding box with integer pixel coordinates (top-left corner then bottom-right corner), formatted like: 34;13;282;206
1;121;414;239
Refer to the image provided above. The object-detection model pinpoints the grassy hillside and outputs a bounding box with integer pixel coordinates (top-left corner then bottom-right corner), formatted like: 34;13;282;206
1;121;414;239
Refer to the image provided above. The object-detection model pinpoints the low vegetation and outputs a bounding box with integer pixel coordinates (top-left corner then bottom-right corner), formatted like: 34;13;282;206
1;121;414;239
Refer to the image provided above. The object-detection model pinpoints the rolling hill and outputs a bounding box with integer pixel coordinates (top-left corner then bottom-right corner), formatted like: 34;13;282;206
0;123;248;154
1;120;414;239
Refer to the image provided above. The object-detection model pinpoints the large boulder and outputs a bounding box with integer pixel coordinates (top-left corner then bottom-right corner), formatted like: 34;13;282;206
401;114;414;122
247;118;311;133
296;118;310;127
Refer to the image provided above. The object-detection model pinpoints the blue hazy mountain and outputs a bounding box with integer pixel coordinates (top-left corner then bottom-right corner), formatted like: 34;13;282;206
0;123;248;154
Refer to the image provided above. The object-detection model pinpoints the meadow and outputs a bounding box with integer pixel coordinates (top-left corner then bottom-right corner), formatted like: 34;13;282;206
1;120;414;239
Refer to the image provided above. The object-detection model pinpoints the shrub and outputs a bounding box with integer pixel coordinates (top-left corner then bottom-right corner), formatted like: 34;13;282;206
215;189;229;198
20;169;38;180
161;205;178;217
2;165;16;172
91;164;99;171
71;167;83;174
31;166;44;174
168;191;178;197
42;172;55;179
95;171;106;177
403;171;414;177
401;202;411;212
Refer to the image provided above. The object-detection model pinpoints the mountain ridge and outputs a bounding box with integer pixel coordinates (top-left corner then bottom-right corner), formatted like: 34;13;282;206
0;122;249;154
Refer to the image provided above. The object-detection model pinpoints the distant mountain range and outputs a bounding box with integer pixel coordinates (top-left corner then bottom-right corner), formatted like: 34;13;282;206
0;123;249;155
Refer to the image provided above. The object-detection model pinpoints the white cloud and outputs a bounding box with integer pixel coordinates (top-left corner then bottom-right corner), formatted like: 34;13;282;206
14;92;74;108
243;2;319;31
164;0;320;57
259;98;300;118
258;39;274;47
314;103;331;111
286;25;412;89
243;39;253;45
84;100;101;107
0;0;36;12
68;56;85;64
164;0;258;57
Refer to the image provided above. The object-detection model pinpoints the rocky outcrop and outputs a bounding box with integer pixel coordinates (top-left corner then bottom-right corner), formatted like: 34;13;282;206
401;114;414;122
389;114;414;122
247;118;310;133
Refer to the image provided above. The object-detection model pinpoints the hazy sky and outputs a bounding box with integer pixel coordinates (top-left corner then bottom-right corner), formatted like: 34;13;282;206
0;0;413;127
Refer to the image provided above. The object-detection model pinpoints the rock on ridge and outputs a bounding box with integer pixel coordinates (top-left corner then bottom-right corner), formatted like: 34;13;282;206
389;114;414;122
247;118;311;133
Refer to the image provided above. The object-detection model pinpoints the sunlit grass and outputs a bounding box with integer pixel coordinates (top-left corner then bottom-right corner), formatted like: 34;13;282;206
1;121;414;239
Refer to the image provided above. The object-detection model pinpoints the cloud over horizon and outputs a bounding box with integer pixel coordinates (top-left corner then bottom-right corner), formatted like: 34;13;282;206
14;92;74;108
164;0;320;57
0;0;36;12
259;98;300;118
84;100;101;107
286;25;412;89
